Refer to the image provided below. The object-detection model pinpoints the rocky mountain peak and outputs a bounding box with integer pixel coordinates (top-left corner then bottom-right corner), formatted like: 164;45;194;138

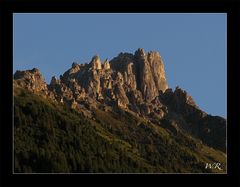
13;48;226;153
14;49;170;109
110;49;168;101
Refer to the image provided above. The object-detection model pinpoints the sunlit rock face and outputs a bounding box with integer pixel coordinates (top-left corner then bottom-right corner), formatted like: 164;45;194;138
14;48;169;111
14;68;48;93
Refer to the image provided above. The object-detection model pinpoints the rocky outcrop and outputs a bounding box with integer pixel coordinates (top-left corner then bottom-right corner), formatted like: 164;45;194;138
134;48;168;101
61;62;81;84
14;68;48;94
110;48;168;102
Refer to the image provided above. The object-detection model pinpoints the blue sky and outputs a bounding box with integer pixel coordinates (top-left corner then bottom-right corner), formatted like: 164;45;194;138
13;13;227;117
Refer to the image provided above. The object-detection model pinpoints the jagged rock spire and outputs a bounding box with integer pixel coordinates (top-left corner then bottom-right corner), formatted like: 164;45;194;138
90;55;102;70
103;59;110;70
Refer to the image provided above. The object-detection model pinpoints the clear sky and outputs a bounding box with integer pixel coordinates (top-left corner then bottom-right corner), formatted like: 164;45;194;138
13;13;227;117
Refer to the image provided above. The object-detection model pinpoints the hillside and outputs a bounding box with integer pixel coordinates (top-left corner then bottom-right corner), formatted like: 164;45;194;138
14;87;226;173
13;48;226;173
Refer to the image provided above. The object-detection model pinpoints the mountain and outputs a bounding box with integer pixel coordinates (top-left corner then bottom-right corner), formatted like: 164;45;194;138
13;48;226;173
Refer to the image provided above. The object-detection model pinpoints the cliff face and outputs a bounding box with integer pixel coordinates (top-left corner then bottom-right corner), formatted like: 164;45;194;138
110;48;168;102
13;48;226;152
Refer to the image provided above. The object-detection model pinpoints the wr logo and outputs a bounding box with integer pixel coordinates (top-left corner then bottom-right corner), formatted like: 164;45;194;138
205;162;223;170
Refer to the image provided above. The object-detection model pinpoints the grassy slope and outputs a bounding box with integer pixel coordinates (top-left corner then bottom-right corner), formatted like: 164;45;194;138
14;87;226;173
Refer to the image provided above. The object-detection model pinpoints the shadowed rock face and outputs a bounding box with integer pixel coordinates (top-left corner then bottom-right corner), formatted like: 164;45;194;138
13;48;226;152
